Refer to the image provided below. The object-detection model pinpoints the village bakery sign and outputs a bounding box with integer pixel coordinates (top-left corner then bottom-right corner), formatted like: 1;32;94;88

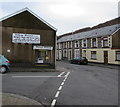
12;33;40;44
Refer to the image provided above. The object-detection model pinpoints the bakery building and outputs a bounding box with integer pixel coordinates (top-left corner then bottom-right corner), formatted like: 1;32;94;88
0;8;57;68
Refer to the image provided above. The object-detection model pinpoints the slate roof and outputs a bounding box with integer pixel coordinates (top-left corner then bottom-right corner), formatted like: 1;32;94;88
57;24;120;43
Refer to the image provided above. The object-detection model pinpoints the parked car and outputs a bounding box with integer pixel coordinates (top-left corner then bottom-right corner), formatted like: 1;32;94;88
0;55;10;73
70;57;88;65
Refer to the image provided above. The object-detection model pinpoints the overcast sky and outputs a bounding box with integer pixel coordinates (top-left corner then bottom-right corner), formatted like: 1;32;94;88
0;0;119;35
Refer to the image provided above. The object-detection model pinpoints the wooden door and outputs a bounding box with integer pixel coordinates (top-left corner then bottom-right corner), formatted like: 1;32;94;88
104;51;108;64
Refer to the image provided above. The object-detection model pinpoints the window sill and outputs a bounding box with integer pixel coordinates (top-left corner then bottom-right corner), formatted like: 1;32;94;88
91;58;97;60
92;47;97;48
115;60;120;61
102;46;110;48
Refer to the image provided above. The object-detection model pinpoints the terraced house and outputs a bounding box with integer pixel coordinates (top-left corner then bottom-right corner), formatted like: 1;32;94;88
57;17;120;65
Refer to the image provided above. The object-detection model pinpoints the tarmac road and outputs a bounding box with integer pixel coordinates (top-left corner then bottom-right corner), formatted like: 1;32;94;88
2;61;118;106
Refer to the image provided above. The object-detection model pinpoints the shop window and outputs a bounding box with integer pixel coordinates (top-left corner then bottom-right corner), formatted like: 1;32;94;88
116;51;120;61
35;50;51;64
91;51;97;60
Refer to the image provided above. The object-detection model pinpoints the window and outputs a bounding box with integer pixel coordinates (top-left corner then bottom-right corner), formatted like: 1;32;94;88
82;39;87;48
83;50;86;57
92;38;97;47
58;43;62;49
91;51;97;59
75;41;79;48
63;42;67;49
116;51;120;61
68;41;72;48
103;37;108;47
36;51;51;63
75;49;80;58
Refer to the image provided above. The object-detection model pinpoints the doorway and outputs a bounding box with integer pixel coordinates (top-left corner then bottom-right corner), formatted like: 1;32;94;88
68;50;72;60
104;51;108;64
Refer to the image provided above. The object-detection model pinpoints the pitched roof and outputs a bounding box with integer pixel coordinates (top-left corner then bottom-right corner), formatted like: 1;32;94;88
0;7;57;31
58;17;120;39
57;24;120;43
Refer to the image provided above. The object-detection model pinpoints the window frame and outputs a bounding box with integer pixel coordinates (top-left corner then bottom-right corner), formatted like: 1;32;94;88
75;40;79;48
82;39;87;48
91;51;97;60
68;41;72;48
103;37;109;47
116;51;120;61
92;38;97;47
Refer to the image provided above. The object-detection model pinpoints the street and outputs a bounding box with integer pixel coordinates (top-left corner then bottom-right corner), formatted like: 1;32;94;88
2;61;118;106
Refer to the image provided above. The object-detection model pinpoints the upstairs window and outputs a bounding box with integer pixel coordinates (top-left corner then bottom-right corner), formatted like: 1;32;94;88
82;39;87;48
63;42;67;48
59;43;62;49
68;41;72;48
103;37;108;47
75;41;79;48
92;38;97;47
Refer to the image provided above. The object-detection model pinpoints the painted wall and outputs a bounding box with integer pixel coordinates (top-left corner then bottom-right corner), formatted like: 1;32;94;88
82;48;120;65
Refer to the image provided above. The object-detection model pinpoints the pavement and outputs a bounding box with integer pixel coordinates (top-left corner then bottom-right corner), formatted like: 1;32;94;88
9;63;72;72
59;60;119;70
2;93;42;106
9;61;119;72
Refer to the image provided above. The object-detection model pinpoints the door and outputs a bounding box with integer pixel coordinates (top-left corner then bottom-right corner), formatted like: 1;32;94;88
104;51;108;64
70;50;72;60
59;50;62;60
68;50;72;60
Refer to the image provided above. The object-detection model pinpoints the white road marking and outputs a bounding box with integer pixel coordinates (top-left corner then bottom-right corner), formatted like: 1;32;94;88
58;86;63;91
57;72;65;77
65;72;70;77
63;79;66;82
51;99;57;107
12;76;65;78
55;91;60;98
51;72;71;107
61;82;64;86
12;72;70;78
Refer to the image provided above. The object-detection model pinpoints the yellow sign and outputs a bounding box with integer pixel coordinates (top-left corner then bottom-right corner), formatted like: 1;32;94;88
38;50;47;51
